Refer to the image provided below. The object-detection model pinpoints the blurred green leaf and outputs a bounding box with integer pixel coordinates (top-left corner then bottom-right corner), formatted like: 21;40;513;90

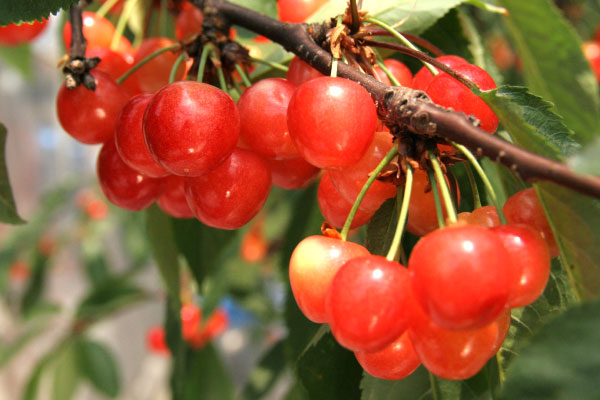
0;325;44;368
0;124;24;224
22;352;55;400
0;44;32;78
360;367;431;400
76;338;120;397
0;0;73;25
21;252;49;314
229;0;277;19
51;343;80;400
500;301;600;400
146;205;180;299
242;342;286;400
76;279;144;320
182;344;235;400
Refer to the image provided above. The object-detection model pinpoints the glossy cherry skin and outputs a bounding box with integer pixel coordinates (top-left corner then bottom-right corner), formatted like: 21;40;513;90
289;235;370;323
457;205;500;228
326;255;411;352
184;148;271;229
115;93;169;178
287;76;377;168
143;81;240;176
286;56;324;85
374;59;413;87
131;38;186;93
63;12;132;55
87;47;134;82
56;70;129;144
238;78;299;159
157;175;195;219
329;131;397;213
268;157;320;190
175;2;204;40
278;0;328;22
318;172;373;229
412;55;469;91
146;326;169;355
503;188;559;257
409;224;512;330
0;19;48;46
355;332;421;380
491;224;551;308
96;139;163;211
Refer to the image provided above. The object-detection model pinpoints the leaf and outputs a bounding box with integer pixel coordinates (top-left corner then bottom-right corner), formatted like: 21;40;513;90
0;44;33;79
182;344;235;400
0;0;75;25
145;205;180;299
360;367;431;400
76;338;120;397
241;342;286;400
22;352;55;400
21;251;49;315
500;301;600;400
52;343;80;400
365;198;398;257
76;279;144;320
0;124;24;224
229;0;277;19
0;325;44;368
497;0;600;145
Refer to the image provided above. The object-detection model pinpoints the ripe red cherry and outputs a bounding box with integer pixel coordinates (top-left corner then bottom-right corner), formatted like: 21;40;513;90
326;255;411;352
503;188;559;257
0;19;48;46
181;304;202;342
268;157;320;190
87;48;134;82
157;175;195;219
56;70;129;144
583;41;600;81
412;55;469;90
185;148;271;229
354;332;420;380
143;81;239;176
409;224;512;330
96;139;163;211
289;235;370;323
286;56;324;85
146;325;169;355
288;76;377;168
374;59;413;87
318;173;373;229
175;2;204;40
426;63;499;133
329;131;397;213
240;219;268;263
238;78;299;159
491;224;551;308
278;0;328;22
115;93;169;178
131;38;186;93
63;12;132;55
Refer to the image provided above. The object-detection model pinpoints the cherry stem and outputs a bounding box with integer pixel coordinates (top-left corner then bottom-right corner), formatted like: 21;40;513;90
249;57;289;73
197;45;212;82
97;0;121;18
375;58;400;86
111;0;140;51
427;169;445;229
340;146;399;241
234;64;252;87
429;150;458;223
366;29;444;57
386;164;413;262
453;143;508;224
169;53;186;84
464;162;482;209
117;43;180;84
68;3;86;60
216;67;228;91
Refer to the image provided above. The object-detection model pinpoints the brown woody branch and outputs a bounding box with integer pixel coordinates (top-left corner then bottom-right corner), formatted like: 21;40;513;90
194;0;600;199
64;1;98;90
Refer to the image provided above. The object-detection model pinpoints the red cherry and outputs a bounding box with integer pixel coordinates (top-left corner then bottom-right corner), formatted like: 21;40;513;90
329;131;397;213
491;224;551;308
268;157;320;190
146;325;169;355
374;59;413;87
143;81;240;176
409;225;512;330
157;175;195;219
503;188;559;258
96;139;163;211
181;304;202;342
238;78;299;159
0;19;48;46
287;76;377;168
203;308;229;339
175;2;204;40
131;38;186;93
457;205;500;228
326;255;411;352
289;235;370;323
240;219;268;263
87;47;133;82
63;12;132;55
9;260;30;282
317;173;373;229
286;56;324;86
98;0;126;14
354;332;420;380
184;148;271;229
583;41;600;81
412;55;469;91
278;0;328;22
56;70;129;144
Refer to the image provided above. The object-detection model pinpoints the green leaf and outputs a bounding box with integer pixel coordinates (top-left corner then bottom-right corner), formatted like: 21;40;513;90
241;342;286;400
22;352;55;400
182;344;235;400
21;251;49;315
145;205;180;299
497;0;600;145
500;301;600;400
0;44;33;79
360;367;431;400
52;343;80;400
76;279;144;320
0;124;24;224
0;0;75;25
365;198;398;257
76;338;120;397
229;0;277;19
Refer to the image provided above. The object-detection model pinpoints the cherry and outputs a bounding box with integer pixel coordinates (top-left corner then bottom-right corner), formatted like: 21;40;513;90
184;148;271;229
143;81;239;176
115;93;169;178
131;38;186;93
317;173;373;229
146;325;169;355
354;332;420;380
187;308;229;349
278;0;328;23
87;47;134;82
329;131;397;213
326;255;411;352
503;188;559;257
268;157;320;190
157;175;195;219
457;205;500;228
98;0;126;14
374;59;413;87
412;55;469;91
583;41;600;81
56;70;129;144
96;139;163;211
63;12;132;55
238;78;299;159
287;76;377;168
9;260;30;283
175;2;204;41
491;224;551;308
409;224;512;330
240;219;268;263
289;235;370;323
181;304;202;342
286;56;324;86
0;19;48;46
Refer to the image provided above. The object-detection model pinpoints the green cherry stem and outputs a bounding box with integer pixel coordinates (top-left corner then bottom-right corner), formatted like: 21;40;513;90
453;142;508;224
234;64;252;87
97;0;121;18
117;43;180;84
464;162;482;209
375;58;400;86
216;67;228;91
197;45;213;82
111;0;140;51
249;57;289;72
429;150;458;223
428;169;445;229
340;145;399;241
169;53;186;84
385;163;413;262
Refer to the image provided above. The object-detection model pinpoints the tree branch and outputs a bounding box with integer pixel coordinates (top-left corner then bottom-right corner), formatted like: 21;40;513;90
194;0;600;199
64;1;98;90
